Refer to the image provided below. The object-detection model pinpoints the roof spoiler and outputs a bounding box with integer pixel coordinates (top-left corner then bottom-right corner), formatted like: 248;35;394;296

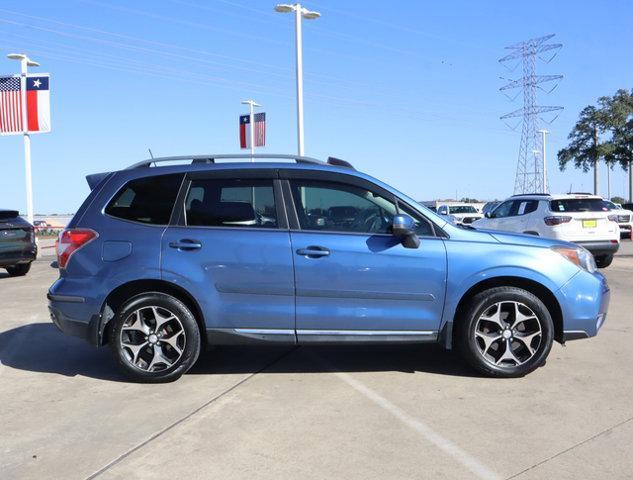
86;171;112;190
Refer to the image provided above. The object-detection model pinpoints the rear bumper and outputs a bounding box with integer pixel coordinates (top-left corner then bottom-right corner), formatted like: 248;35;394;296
575;240;619;257
559;270;610;341
0;248;37;267
48;279;104;346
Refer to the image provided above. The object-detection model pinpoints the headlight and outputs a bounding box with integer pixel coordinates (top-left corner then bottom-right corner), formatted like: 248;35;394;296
552;245;597;273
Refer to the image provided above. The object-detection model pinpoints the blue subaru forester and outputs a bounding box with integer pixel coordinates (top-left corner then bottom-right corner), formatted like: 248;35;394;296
48;154;610;382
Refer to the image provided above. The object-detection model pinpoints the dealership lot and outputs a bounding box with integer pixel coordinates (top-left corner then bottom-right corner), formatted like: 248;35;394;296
1;243;632;480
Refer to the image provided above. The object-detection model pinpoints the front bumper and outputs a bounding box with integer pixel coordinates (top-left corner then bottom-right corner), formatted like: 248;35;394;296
576;240;620;257
559;270;610;341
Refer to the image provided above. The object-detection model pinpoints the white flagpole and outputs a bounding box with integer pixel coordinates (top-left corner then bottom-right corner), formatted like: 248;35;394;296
20;58;33;224
241;99;261;162
8;53;39;224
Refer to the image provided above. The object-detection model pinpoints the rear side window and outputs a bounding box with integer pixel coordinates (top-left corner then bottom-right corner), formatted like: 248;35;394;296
184;178;277;228
516;200;539;216
105;174;183;225
550;199;607;213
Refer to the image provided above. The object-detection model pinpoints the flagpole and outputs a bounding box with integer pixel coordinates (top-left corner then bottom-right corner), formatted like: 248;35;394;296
21;57;33;224
8;53;39;224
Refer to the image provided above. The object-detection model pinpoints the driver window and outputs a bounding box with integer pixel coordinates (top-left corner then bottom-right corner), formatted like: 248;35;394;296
290;180;397;234
185;178;277;228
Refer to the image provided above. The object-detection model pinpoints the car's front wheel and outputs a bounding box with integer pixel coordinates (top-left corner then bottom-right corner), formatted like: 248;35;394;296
457;287;554;378
110;292;201;383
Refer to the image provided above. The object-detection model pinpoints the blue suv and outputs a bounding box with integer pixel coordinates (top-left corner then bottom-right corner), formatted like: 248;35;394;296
48;154;610;382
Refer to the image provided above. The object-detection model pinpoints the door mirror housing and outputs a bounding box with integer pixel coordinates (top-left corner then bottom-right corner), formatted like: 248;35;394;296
391;214;420;249
485;211;492;218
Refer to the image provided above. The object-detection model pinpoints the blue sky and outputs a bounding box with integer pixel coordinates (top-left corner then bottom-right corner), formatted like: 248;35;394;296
0;0;631;213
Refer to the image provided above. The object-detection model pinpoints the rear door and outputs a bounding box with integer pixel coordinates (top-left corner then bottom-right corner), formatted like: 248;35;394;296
549;197;616;241
281;169;447;342
161;170;295;342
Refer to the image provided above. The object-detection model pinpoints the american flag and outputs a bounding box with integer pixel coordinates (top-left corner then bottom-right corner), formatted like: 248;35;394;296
0;76;23;135
239;112;266;149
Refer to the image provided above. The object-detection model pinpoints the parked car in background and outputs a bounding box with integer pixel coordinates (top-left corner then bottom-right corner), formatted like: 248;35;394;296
473;193;619;268
48;154;610;382
437;204;483;225
602;200;633;239
482;201;501;217
0;209;37;277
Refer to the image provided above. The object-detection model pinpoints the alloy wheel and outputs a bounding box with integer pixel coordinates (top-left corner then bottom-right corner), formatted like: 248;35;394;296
119;306;186;372
474;301;542;367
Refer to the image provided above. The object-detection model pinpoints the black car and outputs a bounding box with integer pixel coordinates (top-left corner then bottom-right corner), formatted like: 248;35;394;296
0;210;37;276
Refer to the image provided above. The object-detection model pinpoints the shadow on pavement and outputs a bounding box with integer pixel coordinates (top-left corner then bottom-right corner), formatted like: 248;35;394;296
0;323;480;382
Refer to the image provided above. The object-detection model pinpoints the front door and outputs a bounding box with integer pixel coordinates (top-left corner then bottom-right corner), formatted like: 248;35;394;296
282;173;447;342
161;171;295;343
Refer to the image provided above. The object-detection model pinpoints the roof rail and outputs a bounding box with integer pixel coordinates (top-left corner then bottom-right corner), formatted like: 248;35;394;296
126;153;348;170
510;193;551;197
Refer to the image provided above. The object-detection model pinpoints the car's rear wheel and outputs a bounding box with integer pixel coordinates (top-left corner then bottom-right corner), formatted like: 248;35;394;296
595;254;613;269
110;292;201;383
457;287;554;378
6;263;31;277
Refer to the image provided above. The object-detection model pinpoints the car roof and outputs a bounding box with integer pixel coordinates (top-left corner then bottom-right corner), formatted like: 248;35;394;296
509;193;603;201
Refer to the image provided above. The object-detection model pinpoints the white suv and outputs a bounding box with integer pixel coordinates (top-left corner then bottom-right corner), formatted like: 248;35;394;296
437;204;483;226
473;193;620;268
603;200;633;239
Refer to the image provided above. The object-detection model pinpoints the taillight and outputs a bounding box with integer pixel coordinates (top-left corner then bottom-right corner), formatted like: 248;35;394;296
57;229;98;269
544;216;572;226
608;215;618;222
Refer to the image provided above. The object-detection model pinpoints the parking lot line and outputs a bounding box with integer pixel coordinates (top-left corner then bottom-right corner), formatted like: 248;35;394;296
84;346;298;480
331;368;501;480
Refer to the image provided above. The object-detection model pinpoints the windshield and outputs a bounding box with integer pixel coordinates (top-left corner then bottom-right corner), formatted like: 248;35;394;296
550;199;608;213
449;206;477;214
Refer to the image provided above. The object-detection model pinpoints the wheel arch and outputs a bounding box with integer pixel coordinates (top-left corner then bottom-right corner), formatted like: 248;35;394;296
98;279;206;348
445;276;563;348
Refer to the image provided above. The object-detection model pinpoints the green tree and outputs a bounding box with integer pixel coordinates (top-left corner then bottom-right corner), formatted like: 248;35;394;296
604;89;633;202
558;100;613;195
611;196;626;204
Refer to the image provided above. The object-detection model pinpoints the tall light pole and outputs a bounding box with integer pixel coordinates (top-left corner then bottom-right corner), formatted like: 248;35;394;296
538;129;549;194
241;99;261;161
7;53;39;224
274;3;320;156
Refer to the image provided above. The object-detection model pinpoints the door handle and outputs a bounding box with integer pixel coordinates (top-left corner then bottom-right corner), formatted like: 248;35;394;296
169;239;202;250
296;246;330;258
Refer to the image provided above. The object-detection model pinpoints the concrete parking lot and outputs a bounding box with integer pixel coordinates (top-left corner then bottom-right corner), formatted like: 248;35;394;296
1;242;632;479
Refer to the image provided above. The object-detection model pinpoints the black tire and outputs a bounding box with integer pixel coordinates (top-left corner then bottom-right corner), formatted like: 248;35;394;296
6;263;31;277
109;292;201;383
595;255;613;269
456;287;554;378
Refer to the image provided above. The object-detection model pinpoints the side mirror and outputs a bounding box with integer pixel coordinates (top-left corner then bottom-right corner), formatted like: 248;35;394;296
485;212;492;218
391;214;420;249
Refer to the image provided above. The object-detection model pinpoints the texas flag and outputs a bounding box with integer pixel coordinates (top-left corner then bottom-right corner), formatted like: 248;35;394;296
26;74;51;134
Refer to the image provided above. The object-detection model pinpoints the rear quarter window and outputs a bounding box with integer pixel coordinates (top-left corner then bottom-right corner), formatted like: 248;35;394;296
105;174;183;225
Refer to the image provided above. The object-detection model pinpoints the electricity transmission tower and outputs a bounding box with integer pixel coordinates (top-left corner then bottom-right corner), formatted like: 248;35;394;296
499;34;563;194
